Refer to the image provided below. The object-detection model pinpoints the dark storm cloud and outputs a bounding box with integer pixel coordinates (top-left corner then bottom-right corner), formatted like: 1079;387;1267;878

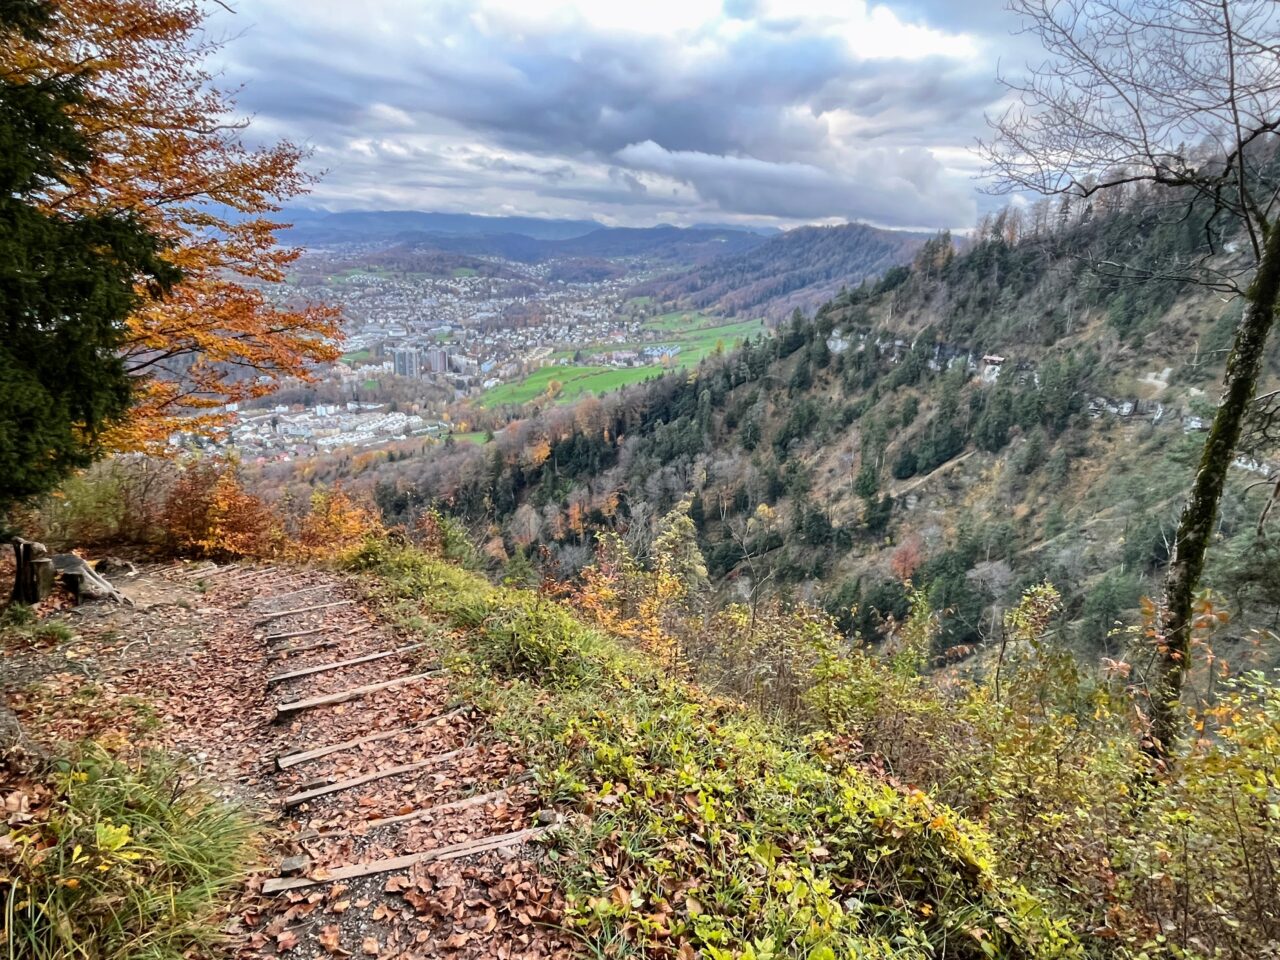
211;1;1013;228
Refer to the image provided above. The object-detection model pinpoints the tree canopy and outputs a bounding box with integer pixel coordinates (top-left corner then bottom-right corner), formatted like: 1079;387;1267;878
0;0;178;512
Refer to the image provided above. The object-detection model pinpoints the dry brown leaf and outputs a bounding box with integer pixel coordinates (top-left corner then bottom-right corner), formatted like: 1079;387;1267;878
318;925;351;956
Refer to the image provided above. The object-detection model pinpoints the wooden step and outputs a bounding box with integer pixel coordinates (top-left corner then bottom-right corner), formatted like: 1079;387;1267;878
254;599;353;625
272;671;444;720
263;625;329;644
275;704;466;770
320;787;511;838
280;749;468;808
266;639;337;662
261;826;551;894
252;583;330;607
266;643;421;687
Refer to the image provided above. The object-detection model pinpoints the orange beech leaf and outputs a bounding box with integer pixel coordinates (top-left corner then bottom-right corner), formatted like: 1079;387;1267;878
10;0;342;452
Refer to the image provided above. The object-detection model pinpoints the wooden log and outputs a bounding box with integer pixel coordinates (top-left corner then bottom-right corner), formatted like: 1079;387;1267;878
267;645;428;688
226;565;277;584
358;787;510;833
299;787;509;839
261;826;550;893
280;750;466;808
11;538;55;604
272;671;443;720
254;599;353;625
171;562;218;581
275;705;467;771
263;625;328;643
32;558;56;599
266;639;338;661
253;584;330;607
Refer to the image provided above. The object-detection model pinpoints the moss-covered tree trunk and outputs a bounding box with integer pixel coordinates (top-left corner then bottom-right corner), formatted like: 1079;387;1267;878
1154;224;1280;750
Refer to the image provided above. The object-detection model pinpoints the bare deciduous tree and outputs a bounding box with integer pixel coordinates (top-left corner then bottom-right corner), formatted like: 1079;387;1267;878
980;0;1280;751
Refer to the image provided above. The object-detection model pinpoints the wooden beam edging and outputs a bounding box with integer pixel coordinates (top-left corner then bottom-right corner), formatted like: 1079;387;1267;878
261;826;552;894
279;748;469;808
266;644;426;688
271;670;445;721
253;599;353;625
275;704;467;770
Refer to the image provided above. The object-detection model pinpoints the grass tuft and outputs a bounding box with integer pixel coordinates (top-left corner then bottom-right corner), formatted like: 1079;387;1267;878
1;745;257;960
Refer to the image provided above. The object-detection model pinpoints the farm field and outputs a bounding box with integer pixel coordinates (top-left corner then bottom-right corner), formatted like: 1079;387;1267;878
480;364;664;407
481;313;766;407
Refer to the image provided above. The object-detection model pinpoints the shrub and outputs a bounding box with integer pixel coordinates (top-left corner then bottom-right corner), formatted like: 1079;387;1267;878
1;745;256;960
161;461;280;559
288;486;384;563
477;596;609;687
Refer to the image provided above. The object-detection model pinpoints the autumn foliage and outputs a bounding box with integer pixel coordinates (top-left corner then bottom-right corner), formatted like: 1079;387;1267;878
288;487;384;563
161;462;280;559
7;0;341;450
159;463;381;562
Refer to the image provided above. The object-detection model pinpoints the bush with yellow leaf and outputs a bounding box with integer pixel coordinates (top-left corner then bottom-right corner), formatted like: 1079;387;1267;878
287;486;384;564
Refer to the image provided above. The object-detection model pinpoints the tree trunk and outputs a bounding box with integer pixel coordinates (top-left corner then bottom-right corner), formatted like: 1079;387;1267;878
11;537;56;605
1154;224;1280;750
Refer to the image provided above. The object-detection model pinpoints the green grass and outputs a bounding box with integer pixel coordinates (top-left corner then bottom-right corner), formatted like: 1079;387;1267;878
479;365;664;407
348;544;1079;960
479;315;765;408
361;378;379;390
452;267;478;278
341;348;373;364
3;745;257;960
449;430;491;444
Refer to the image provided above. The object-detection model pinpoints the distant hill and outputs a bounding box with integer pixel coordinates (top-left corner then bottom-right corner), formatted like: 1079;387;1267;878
639;222;931;320
281;209;604;244
373;225;768;267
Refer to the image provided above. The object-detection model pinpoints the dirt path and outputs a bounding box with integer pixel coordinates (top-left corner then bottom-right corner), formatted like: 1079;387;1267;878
3;561;571;960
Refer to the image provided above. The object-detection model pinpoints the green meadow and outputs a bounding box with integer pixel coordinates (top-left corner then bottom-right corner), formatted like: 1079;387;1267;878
480;313;766;407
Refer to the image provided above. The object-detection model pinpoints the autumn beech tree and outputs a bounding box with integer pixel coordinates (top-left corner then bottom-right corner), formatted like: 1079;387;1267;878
6;0;340;451
981;0;1280;752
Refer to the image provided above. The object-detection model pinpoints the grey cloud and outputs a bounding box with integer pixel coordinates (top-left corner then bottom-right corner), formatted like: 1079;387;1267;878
614;141;973;227
213;1;1005;228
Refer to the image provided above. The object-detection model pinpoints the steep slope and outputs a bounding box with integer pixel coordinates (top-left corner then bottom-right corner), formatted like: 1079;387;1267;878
639;222;931;320
253;201;1280;668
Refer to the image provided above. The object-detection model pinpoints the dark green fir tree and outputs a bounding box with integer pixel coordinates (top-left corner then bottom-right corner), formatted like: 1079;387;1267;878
0;0;179;515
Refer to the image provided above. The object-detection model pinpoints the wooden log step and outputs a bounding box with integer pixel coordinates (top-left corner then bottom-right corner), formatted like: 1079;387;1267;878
209;564;254;579
332;787;511;837
280;748;468;808
261;826;551;893
172;563;219;581
272;671;444;720
275;705;467;770
253;583;330;607
263;625;328;643
267;639;338;662
254;599;353;625
267;624;370;648
266;644;427;688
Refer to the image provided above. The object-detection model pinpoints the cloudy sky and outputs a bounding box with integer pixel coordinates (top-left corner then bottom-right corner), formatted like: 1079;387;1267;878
207;0;1026;230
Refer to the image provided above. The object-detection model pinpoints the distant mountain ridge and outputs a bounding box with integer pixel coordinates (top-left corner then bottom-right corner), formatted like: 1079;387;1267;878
282;209;605;243
285;210;931;320
638;222;933;320
349;225;768;270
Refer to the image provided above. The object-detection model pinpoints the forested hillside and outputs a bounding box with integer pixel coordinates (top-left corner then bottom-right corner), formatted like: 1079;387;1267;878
638;222;932;320
265;194;1280;669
